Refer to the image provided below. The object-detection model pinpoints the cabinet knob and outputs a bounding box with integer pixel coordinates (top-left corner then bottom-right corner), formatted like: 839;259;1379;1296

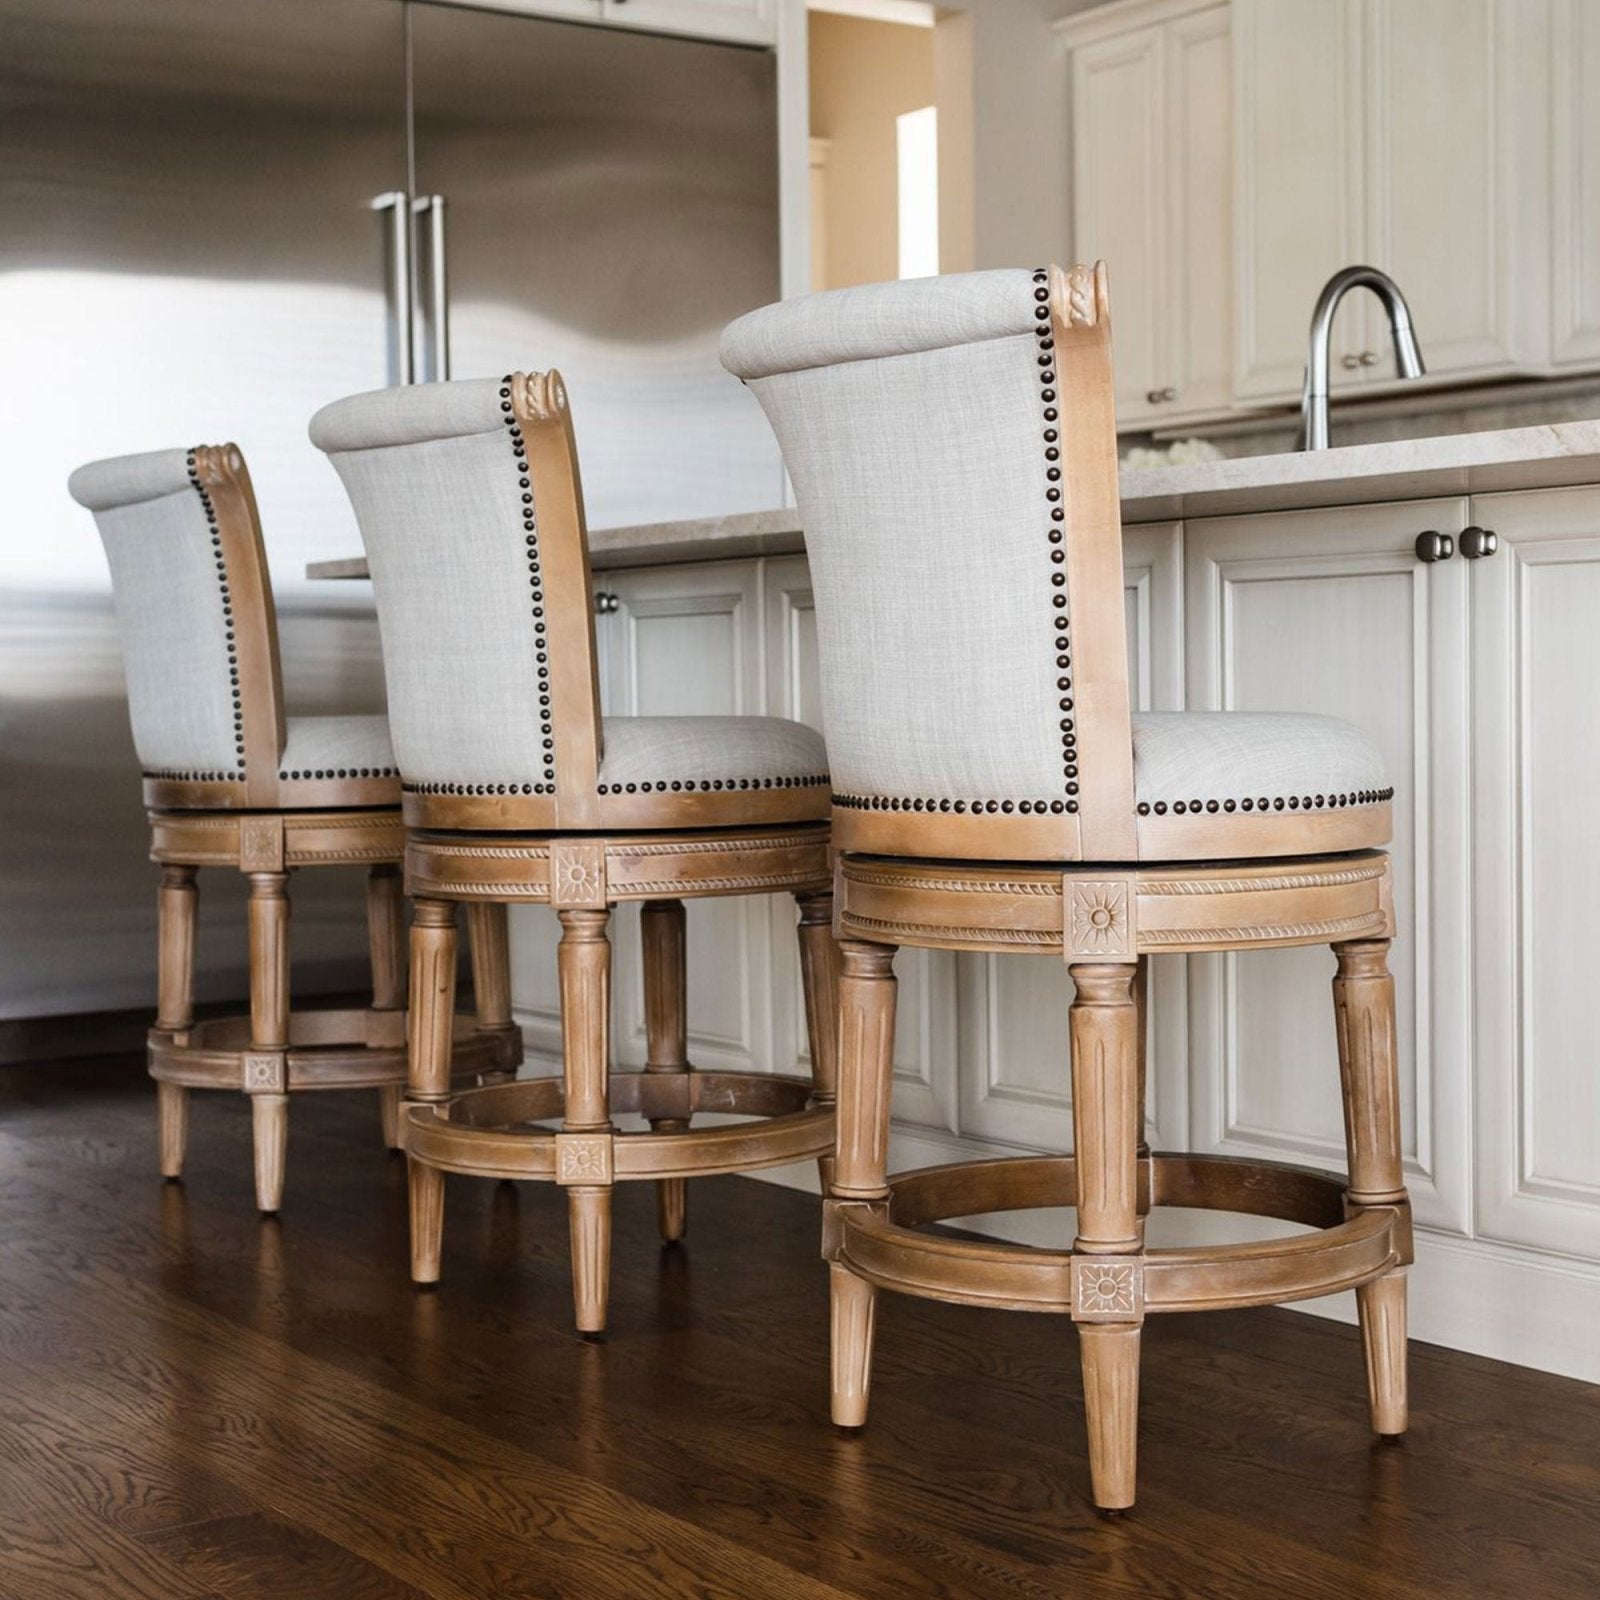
1359;350;1379;367
594;590;620;614
1145;388;1163;404
1414;530;1454;563
1341;354;1362;370
1160;386;1177;402
1459;525;1499;559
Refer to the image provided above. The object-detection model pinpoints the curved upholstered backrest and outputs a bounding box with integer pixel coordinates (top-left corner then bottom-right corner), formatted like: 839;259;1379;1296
722;264;1132;861
69;444;286;808
310;372;606;828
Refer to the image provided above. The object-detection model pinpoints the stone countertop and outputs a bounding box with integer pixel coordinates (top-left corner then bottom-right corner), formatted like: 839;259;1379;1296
306;421;1600;579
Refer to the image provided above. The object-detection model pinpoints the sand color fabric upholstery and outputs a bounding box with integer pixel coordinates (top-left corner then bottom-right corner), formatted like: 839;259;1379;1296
721;272;1391;826
69;448;244;779
277;715;397;781
310;379;826;800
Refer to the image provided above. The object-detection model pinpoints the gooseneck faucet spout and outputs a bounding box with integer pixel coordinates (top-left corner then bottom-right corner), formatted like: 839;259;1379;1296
1300;266;1425;450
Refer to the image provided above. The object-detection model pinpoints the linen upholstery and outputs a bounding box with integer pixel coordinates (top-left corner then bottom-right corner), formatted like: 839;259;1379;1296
278;715;397;780
310;379;827;800
69;448;242;778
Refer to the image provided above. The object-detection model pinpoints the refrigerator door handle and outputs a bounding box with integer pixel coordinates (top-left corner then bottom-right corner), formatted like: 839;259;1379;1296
370;190;414;386
413;194;450;382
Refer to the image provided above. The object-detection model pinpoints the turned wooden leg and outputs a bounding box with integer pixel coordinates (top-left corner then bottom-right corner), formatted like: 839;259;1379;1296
406;898;458;1283
642;899;689;1244
559;908;614;1335
1069;962;1144;1512
828;940;897;1428
1333;937;1410;1438
367;864;407;1147
154;864;198;1179
246;870;291;1214
797;890;842;1194
467;902;518;1083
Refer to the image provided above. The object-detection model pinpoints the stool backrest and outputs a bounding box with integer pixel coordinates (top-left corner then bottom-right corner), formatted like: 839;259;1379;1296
68;444;286;808
721;263;1131;861
310;372;605;829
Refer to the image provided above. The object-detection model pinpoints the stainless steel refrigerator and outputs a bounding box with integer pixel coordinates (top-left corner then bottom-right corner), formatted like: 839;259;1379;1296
0;0;782;1019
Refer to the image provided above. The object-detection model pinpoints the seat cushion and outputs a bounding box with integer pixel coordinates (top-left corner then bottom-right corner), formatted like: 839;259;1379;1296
277;714;398;782
1131;711;1390;817
597;716;828;796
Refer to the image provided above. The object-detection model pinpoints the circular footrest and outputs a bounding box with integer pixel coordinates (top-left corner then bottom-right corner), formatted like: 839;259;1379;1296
149;1009;516;1091
404;1070;833;1183
829;1152;1407;1317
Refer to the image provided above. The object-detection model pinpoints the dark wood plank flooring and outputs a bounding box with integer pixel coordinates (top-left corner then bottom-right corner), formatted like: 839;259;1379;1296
2;1057;1597;1600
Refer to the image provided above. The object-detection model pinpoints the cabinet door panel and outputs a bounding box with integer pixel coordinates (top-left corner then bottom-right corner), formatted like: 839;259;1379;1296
1233;0;1366;400
1071;27;1166;426
600;0;776;46
1185;501;1471;1234
957;526;1186;1153
1364;0;1525;378
1472;487;1600;1259
1552;0;1600;366
763;557;958;1130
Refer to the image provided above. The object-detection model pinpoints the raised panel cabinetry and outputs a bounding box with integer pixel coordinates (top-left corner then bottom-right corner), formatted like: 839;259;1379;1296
1067;2;1232;429
1552;0;1600;366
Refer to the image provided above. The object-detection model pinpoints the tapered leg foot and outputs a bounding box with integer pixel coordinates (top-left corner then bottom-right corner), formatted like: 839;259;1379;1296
656;1178;687;1244
1358;1269;1409;1437
156;1081;188;1180
1080;1323;1141;1512
408;1157;445;1285
829;1263;877;1428
250;1092;288;1215
568;1187;612;1335
378;1085;402;1151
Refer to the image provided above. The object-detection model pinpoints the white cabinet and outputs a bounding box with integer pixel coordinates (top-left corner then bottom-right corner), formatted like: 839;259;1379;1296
1469;486;1600;1260
1233;0;1545;403
1068;2;1232;429
1552;0;1600;366
600;0;776;46
1184;499;1473;1233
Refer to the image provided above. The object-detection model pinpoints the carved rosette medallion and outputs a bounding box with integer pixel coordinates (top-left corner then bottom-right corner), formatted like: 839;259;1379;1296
239;816;285;873
1066;878;1135;960
242;1051;287;1093
1071;1257;1144;1322
551;841;607;908
555;1132;614;1186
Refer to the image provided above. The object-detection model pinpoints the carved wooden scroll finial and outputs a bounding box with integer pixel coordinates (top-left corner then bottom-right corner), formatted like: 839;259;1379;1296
1052;260;1111;330
515;369;567;422
190;443;242;490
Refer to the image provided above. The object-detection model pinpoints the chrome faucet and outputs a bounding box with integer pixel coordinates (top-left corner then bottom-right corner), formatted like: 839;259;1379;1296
1300;266;1425;450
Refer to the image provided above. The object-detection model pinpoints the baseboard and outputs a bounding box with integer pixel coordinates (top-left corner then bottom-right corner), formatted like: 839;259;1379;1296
752;1125;1600;1388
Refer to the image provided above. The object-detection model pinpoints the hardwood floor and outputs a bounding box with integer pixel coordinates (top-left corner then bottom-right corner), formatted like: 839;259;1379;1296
2;1057;1597;1599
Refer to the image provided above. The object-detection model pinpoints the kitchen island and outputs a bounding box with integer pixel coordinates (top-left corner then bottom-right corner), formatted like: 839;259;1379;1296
323;420;1600;1384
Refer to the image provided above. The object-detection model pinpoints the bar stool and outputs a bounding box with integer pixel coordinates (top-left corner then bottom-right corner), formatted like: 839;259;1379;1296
69;444;519;1213
310;372;838;1335
722;264;1410;1511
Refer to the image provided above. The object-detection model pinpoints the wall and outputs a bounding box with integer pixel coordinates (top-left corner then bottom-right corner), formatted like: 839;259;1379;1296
807;11;935;288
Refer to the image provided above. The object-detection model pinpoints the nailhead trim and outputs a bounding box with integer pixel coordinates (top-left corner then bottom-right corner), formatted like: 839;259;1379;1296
500;377;556;786
144;768;246;783
185;450;246;774
1136;786;1395;818
1032;269;1077;814
833;792;1071;817
279;767;399;781
405;781;556;797
598;774;828;795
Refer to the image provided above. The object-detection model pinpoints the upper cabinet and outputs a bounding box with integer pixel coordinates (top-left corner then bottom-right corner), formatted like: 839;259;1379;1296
1064;0;1589;428
1068;2;1232;428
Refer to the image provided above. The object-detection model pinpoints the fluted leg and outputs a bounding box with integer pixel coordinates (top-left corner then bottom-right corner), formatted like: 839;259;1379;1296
828;940;897;1428
796;890;841;1194
1068;962;1143;1512
367;865;407;1146
1333;937;1410;1438
559;908;613;1335
642;899;689;1243
246;871;290;1214
467;902;518;1083
154;864;198;1179
406;899;458;1283
1133;955;1151;1217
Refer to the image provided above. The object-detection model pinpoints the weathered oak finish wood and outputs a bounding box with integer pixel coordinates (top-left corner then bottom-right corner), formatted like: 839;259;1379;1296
642;899;690;1242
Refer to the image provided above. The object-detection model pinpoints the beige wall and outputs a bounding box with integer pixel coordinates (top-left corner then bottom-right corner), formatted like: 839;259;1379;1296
808;11;934;288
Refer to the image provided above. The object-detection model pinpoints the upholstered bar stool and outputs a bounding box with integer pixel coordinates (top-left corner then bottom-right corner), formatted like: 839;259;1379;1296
310;372;838;1335
69;445;518;1213
723;265;1411;1512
